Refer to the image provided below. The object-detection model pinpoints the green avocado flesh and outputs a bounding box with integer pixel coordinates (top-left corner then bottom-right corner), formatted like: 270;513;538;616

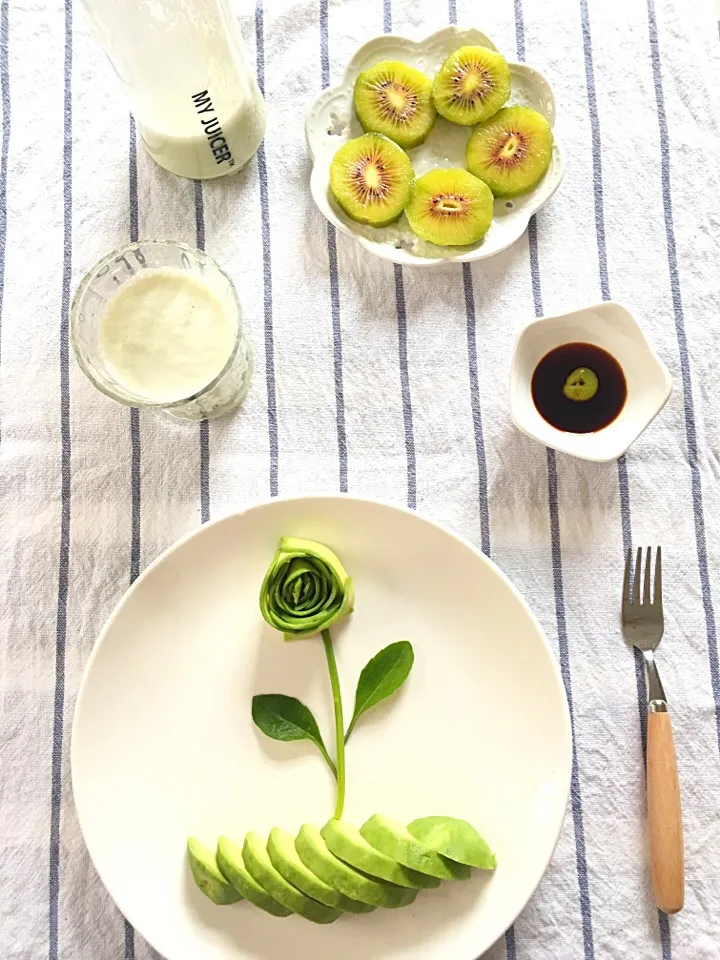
267;827;375;913
407;816;497;869
360;814;471;880
295;824;415;908
322;819;440;889
243;832;341;923
191;814;487;920
216;837;291;916
187;837;243;905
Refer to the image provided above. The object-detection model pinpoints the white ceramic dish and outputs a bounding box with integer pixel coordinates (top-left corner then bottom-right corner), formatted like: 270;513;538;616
510;301;673;461
305;27;565;267
72;495;571;960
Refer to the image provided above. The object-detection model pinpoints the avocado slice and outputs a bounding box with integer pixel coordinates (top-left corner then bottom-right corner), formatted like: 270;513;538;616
217;836;292;916
321;819;440;889
295;824;416;909
187;837;243;905
360;815;471;880
243;832;341;924
267;827;375;914
407;816;497;869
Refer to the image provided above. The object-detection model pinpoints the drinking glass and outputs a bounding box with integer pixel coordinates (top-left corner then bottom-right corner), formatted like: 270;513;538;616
70;241;253;421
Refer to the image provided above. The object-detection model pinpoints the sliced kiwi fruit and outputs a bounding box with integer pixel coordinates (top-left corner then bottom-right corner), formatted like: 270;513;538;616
466;105;553;197
404;168;493;247
187;837;243;905
354;60;436;149
329;133;413;227
432;46;510;125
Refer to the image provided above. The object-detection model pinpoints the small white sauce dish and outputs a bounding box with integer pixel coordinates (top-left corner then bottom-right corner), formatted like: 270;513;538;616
509;302;673;462
305;26;565;267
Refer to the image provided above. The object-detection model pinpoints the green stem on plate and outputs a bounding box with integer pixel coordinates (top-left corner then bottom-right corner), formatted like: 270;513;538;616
322;628;346;820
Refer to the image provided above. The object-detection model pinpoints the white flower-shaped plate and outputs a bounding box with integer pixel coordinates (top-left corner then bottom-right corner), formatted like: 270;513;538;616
306;27;565;267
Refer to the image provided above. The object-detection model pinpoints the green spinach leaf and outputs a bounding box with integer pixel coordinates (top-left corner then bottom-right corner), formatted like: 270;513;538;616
252;694;336;776
345;641;414;741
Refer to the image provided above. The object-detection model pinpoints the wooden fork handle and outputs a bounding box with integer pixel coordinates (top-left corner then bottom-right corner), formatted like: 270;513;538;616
647;710;684;913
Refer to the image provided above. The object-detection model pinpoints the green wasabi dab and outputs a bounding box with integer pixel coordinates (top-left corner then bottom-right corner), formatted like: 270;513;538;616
563;367;599;402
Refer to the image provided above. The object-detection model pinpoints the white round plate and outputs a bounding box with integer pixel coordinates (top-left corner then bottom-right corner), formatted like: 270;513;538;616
306;26;565;266
72;495;571;960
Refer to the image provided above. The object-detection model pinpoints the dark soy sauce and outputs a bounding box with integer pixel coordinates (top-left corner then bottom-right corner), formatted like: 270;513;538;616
531;342;627;434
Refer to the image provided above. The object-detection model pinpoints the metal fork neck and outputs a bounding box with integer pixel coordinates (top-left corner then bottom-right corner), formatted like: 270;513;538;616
644;650;668;711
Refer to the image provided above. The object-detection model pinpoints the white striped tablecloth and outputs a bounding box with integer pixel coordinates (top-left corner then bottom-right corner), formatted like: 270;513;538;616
1;0;720;958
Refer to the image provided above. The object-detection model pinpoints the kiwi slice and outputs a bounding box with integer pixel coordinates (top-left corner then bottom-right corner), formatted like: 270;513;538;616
329;133;413;227
466;106;553;197
405;168;493;247
354;61;436;149
432;46;510;125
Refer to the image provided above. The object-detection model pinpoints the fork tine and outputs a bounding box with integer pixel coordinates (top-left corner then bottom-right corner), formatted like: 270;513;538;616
636;547;642;604
623;548;633;603
643;547;652;604
654;546;662;607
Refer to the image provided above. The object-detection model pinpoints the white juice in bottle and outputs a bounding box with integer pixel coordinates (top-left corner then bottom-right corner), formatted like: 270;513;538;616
82;0;266;180
99;268;237;402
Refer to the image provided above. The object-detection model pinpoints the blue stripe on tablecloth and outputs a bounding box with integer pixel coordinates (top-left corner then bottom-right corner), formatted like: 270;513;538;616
320;0;330;87
462;264;490;556
49;2;73;958
129;117;138;244
546;444;595;960
393;263;416;509
125;115;140;960
514;0;526;60
320;1;348;492
255;0;278;497
645;0;720;757
383;4;416;511
436;7;494;952
578;0;609;302
326;222;348;491
194;179;205;251
194;180;211;523
503;923;517;960
124;919;134;960
446;0;491;557
576;0;633;550
448;0;490;556
129;119;141;589
0;0;11;429
516;1;595;950
577;2;671;952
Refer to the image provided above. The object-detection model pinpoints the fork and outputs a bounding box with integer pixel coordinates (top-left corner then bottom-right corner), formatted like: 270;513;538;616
622;547;684;913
